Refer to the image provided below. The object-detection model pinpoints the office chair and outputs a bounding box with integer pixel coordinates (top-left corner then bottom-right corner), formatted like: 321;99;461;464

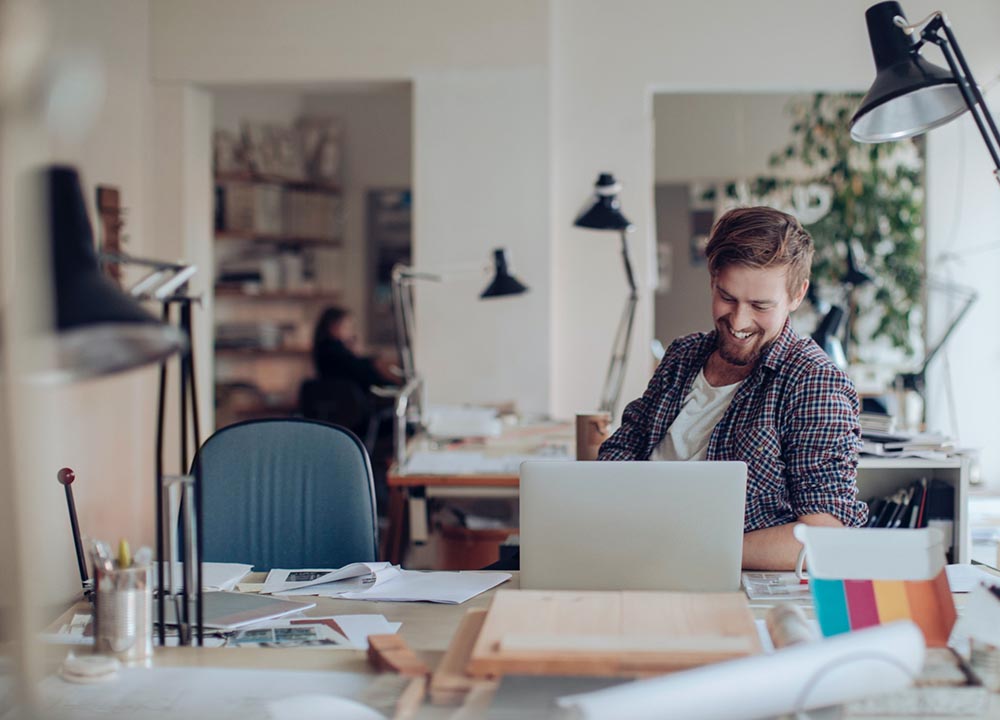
299;377;379;456
193;418;378;571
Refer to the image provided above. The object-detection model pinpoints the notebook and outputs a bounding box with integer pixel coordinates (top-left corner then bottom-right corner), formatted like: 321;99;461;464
519;460;747;592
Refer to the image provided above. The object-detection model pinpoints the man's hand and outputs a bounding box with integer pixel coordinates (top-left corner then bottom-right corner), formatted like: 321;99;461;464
742;513;842;571
373;357;402;385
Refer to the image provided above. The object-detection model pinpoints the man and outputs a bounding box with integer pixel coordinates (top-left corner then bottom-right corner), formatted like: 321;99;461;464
599;206;868;570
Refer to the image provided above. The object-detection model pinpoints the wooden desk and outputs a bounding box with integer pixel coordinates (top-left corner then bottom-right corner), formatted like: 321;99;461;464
386;446;971;566
40;574;999;719
384;422;573;565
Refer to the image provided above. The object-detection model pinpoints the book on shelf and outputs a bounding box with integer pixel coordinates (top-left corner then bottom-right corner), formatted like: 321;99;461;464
865;478;951;532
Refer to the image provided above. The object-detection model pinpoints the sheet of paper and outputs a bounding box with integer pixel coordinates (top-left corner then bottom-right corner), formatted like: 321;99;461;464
323;615;402;648
276;567;402;598
402;449;568;476
33;667;376;720
262;563;392;595
425;404;501;439
227;623;346;648
945;563;1000;593
40;613;228;647
741;572;811;601
558;621;925;720
155;562;253;593
339;570;511;604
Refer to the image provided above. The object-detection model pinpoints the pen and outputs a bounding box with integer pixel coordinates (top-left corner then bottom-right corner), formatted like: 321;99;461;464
117;539;132;569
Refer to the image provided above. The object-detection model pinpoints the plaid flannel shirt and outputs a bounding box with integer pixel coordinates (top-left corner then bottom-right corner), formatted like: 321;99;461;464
598;321;868;532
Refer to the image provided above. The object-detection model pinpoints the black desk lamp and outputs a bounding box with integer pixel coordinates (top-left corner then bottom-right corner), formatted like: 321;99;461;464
46;166;205;646
574;173;636;419
43;166;185;380
850;1;1000;188
388;248;528;467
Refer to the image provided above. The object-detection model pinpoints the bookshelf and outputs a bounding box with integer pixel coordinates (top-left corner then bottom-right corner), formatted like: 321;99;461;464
213;174;345;428
856;457;970;563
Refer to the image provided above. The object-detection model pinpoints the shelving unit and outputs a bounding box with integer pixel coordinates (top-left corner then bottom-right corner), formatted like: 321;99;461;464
856;457;970;563
213;173;345;429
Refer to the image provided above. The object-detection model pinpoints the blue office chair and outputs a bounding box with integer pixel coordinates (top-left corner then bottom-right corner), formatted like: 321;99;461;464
193;418;378;571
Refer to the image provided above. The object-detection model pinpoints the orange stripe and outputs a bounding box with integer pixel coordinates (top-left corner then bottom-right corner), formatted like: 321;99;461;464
904;570;955;647
872;580;910;623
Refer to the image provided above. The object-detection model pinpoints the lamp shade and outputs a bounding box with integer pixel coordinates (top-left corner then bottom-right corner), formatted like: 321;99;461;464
480;248;528;299
42;165;184;382
574;173;633;231
850;1;968;142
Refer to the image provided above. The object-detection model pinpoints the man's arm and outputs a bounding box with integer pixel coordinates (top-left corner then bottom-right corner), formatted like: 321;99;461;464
782;362;869;526
742;512;842;570
597;360;668;461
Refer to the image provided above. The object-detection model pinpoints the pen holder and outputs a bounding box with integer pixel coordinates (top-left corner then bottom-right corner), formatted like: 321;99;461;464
93;564;152;665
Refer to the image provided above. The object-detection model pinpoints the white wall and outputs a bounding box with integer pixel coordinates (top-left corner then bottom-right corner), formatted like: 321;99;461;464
549;0;1000;428
413;68;550;411
151;0;553;416
148;0;1000;436
654;94;802;183
925;100;1000;487
652;93;805;353
302;84;413;346
12;0;159;612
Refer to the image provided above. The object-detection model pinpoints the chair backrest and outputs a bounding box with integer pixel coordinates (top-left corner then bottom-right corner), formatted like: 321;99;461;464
194;418;378;571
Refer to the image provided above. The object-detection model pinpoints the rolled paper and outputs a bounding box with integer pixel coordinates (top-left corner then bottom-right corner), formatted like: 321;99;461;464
557;620;925;720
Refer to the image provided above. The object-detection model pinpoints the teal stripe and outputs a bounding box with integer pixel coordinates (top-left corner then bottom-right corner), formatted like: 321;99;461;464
812;578;851;636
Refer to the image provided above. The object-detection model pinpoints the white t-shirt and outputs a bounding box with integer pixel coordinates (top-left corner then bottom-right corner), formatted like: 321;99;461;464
651;368;743;461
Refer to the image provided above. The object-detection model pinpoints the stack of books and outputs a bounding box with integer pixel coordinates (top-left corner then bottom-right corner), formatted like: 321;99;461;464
860;431;954;459
860;411;895;435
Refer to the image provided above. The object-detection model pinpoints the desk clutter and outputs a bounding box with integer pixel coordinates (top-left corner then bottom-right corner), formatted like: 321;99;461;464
416;588;996;719
262;562;511;604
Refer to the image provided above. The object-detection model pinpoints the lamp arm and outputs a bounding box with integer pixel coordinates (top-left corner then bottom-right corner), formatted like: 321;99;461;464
391;264;417;382
619;229;638;297
920;15;1000;181
598;230;639;418
919;285;978;375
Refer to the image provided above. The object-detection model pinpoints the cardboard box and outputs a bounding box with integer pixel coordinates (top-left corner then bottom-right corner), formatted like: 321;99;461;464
794;526;956;647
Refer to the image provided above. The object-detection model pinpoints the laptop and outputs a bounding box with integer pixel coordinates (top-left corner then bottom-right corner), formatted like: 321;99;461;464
519;461;747;592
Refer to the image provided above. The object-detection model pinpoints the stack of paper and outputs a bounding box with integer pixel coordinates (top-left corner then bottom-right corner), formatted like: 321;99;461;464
157;562;253;593
263;564;510;604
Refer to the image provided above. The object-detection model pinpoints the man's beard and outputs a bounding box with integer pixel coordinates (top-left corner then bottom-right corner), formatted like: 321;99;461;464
715;322;772;367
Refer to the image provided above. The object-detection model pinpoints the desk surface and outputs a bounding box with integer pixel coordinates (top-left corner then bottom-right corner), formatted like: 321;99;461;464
43;574;1000;719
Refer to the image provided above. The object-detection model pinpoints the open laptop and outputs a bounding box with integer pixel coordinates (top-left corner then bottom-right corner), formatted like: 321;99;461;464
519;461;747;592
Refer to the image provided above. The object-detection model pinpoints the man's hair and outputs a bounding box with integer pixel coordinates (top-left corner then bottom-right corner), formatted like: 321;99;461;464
705;206;814;296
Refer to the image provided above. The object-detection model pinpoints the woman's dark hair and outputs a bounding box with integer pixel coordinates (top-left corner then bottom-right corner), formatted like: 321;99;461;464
313;306;350;349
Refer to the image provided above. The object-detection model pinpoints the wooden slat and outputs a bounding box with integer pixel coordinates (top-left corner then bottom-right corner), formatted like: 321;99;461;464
429;609;496;706
467;589;761;678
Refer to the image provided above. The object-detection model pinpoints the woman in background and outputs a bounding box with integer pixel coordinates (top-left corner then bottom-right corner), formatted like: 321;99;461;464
312;306;399;391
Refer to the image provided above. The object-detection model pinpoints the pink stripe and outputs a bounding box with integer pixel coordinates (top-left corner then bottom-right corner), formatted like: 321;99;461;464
844;580;880;629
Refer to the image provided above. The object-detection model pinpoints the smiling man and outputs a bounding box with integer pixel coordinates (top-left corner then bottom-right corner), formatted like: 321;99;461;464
598;206;868;570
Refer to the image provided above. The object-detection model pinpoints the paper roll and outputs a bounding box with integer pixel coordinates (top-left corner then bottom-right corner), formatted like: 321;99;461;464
557;620;925;720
